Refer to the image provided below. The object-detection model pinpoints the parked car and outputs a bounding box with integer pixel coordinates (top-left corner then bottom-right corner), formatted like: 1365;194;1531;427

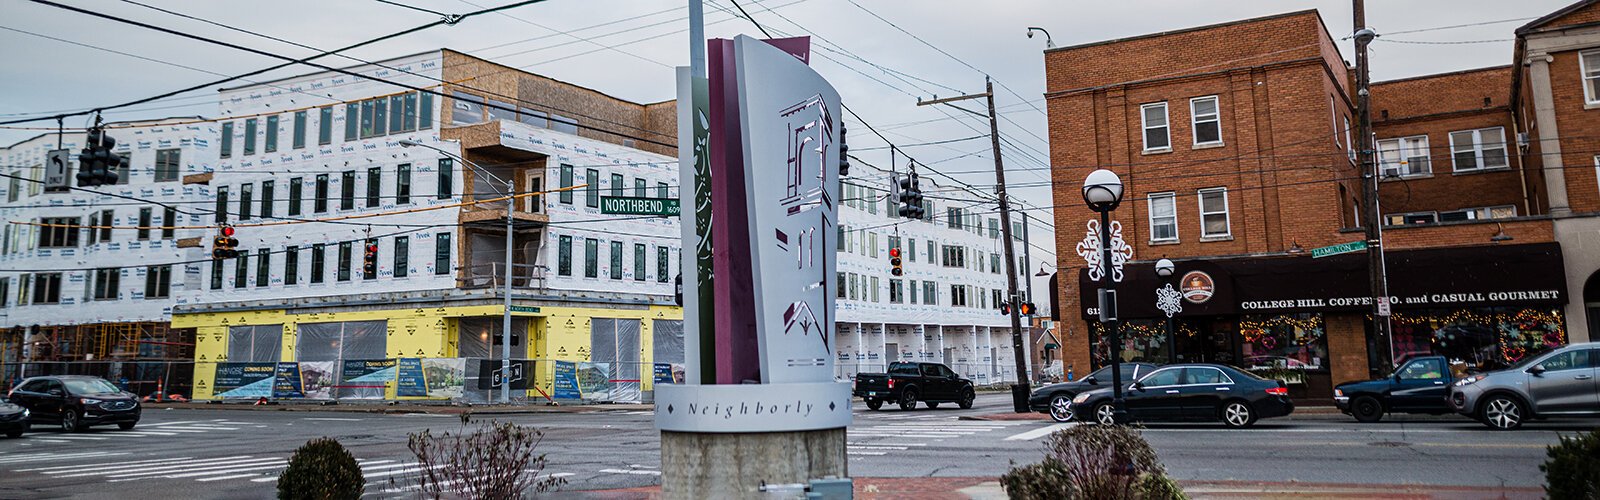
8;375;141;432
1067;363;1294;428
1028;363;1159;422
1450;342;1599;430
853;362;975;410
1333;355;1457;422
0;396;28;438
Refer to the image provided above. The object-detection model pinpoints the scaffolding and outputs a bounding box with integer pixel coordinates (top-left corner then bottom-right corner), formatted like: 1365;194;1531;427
22;322;194;362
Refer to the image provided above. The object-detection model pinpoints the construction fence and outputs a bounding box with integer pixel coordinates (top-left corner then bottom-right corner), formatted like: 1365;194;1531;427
2;361;195;400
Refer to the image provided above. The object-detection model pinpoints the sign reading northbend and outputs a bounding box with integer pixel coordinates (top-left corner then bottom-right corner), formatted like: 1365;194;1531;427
1311;240;1367;258
600;196;680;216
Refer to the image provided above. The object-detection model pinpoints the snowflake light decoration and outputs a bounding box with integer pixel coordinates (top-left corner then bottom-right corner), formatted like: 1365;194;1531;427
1156;283;1183;318
1075;219;1134;282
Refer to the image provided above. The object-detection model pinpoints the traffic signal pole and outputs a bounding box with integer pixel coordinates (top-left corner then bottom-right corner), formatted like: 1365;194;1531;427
917;77;1031;412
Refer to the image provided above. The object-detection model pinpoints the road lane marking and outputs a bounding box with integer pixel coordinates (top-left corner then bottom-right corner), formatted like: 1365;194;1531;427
0;451;122;464
141;421;200;427
599;468;662;476
303;417;364;421
16;456;187;472
51;456;261;478
1005;423;1078;441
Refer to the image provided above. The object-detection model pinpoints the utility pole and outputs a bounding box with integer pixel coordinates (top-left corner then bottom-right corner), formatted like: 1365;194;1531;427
916;77;1031;412
1352;0;1395;369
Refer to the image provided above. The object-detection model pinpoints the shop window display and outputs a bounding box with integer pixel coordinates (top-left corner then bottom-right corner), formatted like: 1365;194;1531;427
1089;320;1198;365
1239;313;1328;385
1389;308;1565;372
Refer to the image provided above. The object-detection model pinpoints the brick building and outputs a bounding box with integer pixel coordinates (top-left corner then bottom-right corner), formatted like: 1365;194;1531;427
1045;6;1586;400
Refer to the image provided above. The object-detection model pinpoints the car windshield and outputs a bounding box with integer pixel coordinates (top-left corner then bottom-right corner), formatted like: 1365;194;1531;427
62;379;120;395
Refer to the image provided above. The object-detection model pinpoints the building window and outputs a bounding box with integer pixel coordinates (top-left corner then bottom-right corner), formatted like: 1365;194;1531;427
38;217;80;247
1385;212;1438;226
837;272;847;299
146;265;172;298
451;92;485;126
1199;187;1230;238
154;148;180;182
92;268;119;300
403;93;419;132
340;171;355;210
584;238;599;278
238;183;254;220
1190;96;1221;146
437;158;453;200
633;243;646;281
220;121;233;158
434;233;451;275
1148;192;1177;242
1439;205;1517;222
1377;135;1431;177
256;248;270;288
585;169;600;208
610;173;624;199
337;242;352;282
162;207;176;239
396;164;411;205
559;164;574;204
634;178;647;198
235;249;250;289
923;281;937;306
393;236;409;278
318;106;333;145
940;245;966;268
288;177;303;216
657;246;669;283
215;186;229;223
889;279;904;303
991;253;1001;274
136;208;152;240
610;241;624;280
1449;127;1508;172
115;152;130;185
261;180;275;219
657;182;669;200
285;246;299;286
1141;102;1170;151
847;273;857;301
315;174;330;213
420;92;434;129
909;279;918;304
870;276;880;303
244;118;258;156
311;243;326;284
97;209;114;242
950;284;967;307
31;273;62;304
210;261;224;290
265;115;279;153
558;235;573;276
367;167;382;207
389;94;405;133
1582;50;1600;105
907;238;916;262
292;111;307;150
344;102;359;141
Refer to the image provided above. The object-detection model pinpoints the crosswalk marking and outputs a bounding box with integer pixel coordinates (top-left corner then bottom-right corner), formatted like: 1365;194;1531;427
845;421;1023;456
0;451;124;464
15;456;188;472
1004;423;1078;441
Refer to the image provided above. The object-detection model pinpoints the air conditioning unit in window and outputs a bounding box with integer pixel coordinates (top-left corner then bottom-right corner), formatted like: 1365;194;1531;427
1517;132;1530;152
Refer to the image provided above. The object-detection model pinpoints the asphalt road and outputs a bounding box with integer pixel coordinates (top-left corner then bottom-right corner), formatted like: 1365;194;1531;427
0;394;1592;499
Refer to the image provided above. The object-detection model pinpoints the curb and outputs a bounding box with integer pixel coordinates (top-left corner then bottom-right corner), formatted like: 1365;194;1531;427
143;402;653;415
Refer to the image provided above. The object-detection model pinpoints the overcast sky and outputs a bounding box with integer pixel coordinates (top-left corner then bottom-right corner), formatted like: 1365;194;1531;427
0;0;1577;265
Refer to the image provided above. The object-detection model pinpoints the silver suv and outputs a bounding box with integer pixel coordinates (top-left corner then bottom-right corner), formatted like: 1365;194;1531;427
1449;342;1599;430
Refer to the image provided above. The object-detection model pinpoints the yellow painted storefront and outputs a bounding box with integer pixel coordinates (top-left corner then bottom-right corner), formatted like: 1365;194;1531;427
174;303;681;401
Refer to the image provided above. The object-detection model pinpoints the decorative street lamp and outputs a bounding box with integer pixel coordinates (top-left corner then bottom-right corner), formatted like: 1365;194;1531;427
1081;169;1127;424
1154;258;1180;365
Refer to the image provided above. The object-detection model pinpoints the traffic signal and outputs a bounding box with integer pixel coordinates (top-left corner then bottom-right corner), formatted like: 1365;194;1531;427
1020;302;1036;316
897;173;924;219
211;226;239;259
837;124;849;178
889;247;903;276
999;299;1012;316
76;127;121;187
673;274;683;306
362;239;379;278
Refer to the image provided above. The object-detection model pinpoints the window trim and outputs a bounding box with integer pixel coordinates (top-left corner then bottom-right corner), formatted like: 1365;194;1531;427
1189;95;1222;147
1197;187;1231;239
1140;102;1170;152
1448;127;1509;173
1377;135;1432;178
1147;191;1178;243
1582;50;1600;105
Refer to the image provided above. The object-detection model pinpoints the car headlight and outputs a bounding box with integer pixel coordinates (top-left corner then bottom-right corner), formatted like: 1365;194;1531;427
1333;389;1344;398
81;398;102;405
1453;376;1482;387
1072;393;1092;404
21;409;28;418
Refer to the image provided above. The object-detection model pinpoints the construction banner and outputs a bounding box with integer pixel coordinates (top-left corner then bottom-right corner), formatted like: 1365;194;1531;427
396;358;426;397
273;363;304;398
213;363;276;399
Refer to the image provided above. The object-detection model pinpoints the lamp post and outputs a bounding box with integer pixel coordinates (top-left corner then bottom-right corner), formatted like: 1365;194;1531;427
1082;169;1126;424
1154;258;1177;365
400;139;517;404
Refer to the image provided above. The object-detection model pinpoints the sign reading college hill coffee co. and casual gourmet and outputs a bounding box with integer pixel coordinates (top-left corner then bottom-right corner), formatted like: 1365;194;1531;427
1080;242;1568;319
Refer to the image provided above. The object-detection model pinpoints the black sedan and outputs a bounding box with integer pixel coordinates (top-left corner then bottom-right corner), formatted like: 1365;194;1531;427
1029;363;1160;422
1066;364;1294;428
0;396;28;438
8;375;141;432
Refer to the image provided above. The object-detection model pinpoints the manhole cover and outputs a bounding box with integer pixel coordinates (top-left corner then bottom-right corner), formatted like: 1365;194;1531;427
1368;441;1408;447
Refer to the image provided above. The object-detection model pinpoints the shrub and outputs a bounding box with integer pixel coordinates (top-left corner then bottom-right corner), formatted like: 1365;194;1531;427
1001;425;1184;500
1542;428;1600;500
277;437;365;500
407;421;564;499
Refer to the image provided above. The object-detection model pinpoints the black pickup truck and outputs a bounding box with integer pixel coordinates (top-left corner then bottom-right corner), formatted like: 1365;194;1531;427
853;362;976;411
1334;355;1459;422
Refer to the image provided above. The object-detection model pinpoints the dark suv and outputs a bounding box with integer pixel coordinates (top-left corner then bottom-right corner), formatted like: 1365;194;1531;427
8;376;141;432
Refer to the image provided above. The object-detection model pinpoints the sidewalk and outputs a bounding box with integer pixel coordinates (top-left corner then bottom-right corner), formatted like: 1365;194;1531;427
140;400;653;415
553;478;1544;499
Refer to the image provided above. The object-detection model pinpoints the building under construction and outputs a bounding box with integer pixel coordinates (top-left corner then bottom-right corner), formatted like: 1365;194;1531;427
0;323;195;398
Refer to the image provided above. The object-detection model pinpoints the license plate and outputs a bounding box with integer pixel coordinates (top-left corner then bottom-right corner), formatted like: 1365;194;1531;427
867;392;877;396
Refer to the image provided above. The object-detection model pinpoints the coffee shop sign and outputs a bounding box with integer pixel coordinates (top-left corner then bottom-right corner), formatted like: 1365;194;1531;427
1241;290;1562;311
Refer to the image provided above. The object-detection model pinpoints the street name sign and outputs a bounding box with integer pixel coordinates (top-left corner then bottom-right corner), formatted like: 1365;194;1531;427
1311;240;1367;259
600;196;680;216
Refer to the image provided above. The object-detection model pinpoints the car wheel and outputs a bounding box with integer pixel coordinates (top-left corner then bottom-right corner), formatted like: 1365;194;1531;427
1093;402;1118;426
5;423;24;438
1221;401;1256;428
1048;395;1074;422
898;389;919;411
1480;395;1525;430
925;401;940;409
1351;396;1384;423
958;388;975;410
117;422;136;431
60;410;82;433
865;399;883;411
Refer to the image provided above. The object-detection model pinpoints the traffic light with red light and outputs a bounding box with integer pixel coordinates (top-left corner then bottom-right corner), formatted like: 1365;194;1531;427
889;247;903;276
362;239;379;278
211;226;239;259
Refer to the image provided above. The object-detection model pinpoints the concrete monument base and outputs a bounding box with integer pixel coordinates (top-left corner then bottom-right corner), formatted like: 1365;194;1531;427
661;427;848;498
